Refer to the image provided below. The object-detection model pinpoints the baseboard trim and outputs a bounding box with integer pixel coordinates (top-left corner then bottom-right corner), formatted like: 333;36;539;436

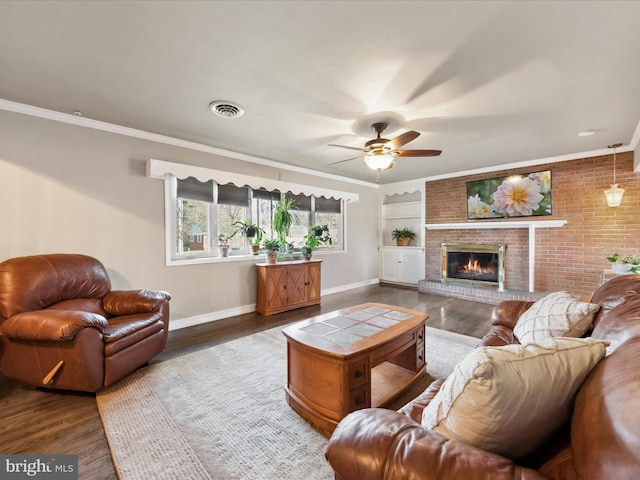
168;278;380;331
320;278;379;296
168;304;256;331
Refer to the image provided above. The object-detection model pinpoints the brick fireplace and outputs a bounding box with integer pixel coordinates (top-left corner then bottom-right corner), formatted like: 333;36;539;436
419;222;563;304
418;151;639;305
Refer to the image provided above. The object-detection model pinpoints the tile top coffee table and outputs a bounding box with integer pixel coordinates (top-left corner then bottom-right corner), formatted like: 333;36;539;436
282;303;428;433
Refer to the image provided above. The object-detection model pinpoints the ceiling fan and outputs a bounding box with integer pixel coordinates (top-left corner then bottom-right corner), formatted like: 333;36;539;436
329;122;442;171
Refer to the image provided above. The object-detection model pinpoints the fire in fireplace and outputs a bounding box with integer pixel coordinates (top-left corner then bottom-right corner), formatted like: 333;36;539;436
441;243;505;290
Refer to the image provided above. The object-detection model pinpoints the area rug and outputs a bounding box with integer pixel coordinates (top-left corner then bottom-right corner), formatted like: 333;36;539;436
97;326;478;480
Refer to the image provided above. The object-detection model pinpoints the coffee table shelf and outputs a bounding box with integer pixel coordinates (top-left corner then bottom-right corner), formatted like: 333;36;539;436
371;362;421;407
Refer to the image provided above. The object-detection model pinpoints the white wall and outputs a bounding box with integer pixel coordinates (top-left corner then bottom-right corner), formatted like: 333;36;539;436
0;109;379;322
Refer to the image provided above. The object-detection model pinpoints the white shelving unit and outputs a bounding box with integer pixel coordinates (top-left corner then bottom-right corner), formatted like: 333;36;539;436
381;201;422;246
378;181;426;285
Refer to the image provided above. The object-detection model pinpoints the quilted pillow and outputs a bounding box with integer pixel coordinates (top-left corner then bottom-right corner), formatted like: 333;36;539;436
513;292;600;344
421;337;608;459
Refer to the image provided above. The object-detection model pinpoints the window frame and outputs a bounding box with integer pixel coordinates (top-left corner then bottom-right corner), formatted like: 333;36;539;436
164;175;347;266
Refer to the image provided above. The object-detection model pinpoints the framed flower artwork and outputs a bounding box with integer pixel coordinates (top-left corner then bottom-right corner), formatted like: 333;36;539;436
466;170;552;220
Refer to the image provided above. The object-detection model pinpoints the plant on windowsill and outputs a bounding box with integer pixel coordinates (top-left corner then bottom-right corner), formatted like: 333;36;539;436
263;238;280;264
218;233;231;258
606;253;640;274
273;198;298;245
302;225;333;260
391;228;416;247
251;231;264;255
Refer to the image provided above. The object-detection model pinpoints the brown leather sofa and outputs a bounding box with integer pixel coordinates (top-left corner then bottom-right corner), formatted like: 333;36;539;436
326;274;640;480
0;253;171;392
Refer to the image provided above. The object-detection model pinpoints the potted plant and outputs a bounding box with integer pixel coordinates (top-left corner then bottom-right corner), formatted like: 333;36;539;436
231;220;265;255
273;198;298;244
263;238;280;264
392;228;416;246
302;225;333;260
607;253;640;274
231;220;262;240
218;233;231;257
300;245;314;261
311;224;326;237
251;231;263;255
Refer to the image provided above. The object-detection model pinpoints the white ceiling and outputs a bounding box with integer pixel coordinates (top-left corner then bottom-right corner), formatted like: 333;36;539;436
2;1;639;184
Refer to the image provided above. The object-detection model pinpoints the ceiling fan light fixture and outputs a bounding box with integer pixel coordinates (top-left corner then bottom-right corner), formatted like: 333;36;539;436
329;121;441;170
365;152;394;171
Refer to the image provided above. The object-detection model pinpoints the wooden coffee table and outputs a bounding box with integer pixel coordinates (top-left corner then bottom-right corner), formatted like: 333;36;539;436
282;303;428;433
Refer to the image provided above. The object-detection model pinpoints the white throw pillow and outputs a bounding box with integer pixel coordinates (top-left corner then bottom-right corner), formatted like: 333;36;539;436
421;337;608;459
513;292;600;344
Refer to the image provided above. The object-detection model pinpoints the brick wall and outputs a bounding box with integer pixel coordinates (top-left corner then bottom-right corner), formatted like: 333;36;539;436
425;151;639;295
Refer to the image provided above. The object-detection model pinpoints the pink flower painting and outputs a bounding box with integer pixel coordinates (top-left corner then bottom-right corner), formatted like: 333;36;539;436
466;170;552;219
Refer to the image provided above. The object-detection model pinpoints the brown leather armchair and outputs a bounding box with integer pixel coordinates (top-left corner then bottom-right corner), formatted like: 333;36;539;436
0;253;171;392
326;274;640;480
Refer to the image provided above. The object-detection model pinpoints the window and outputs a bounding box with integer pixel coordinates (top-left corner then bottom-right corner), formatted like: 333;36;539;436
217;183;250;254
167;176;344;263
175;177;213;258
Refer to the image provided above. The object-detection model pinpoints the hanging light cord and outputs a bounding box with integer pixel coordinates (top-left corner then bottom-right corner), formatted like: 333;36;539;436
613;145;617;184
608;143;623;183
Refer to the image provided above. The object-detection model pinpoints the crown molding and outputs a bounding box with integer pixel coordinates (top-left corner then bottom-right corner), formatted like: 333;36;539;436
0;98;377;189
2;98;637;187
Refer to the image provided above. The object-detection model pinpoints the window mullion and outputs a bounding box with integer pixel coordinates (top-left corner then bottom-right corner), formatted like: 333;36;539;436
212;182;220;251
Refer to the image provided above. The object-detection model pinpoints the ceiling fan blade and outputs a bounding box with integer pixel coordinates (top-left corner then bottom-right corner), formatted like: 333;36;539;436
388;130;420;149
394;149;442;157
329;155;361;165
328;143;364;152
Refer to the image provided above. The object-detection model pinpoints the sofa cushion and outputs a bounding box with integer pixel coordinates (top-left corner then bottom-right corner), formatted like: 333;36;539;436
591;297;640;353
421;337;608;459
570;336;640;477
590;274;640;329
513;292;600;344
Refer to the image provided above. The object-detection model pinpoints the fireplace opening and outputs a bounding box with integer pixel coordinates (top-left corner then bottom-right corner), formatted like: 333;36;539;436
441;243;505;290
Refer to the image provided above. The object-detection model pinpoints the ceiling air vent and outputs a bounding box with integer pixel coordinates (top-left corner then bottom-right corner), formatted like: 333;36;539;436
209;101;245;118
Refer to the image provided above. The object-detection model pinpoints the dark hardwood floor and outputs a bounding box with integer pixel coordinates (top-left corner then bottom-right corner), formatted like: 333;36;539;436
0;284;495;479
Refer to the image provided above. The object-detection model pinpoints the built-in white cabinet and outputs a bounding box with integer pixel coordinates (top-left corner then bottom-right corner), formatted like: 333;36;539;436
380;247;425;285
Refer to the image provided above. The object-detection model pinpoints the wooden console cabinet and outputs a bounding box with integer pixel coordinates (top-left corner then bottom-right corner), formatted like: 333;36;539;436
255;260;321;315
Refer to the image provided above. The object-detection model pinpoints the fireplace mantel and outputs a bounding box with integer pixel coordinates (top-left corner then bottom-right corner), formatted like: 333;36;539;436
425;220;567;230
425;220;567;292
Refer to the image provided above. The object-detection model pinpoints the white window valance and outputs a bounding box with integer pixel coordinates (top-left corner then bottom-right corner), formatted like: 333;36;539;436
146;159;359;203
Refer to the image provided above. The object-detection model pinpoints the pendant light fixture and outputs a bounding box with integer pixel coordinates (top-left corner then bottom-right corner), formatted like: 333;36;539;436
604;143;624;207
